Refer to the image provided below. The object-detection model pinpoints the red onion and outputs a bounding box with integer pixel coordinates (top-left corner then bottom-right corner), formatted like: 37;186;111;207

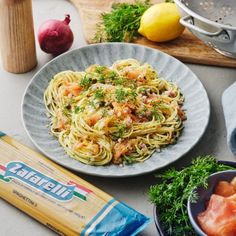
38;15;74;55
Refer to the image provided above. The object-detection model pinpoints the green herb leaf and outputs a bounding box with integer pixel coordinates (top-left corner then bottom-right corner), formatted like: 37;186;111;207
89;100;96;108
109;71;118;80
94;88;105;100
113;76;126;86
98;75;105;83
127;90;137;101
74;106;85;113
95;66;107;73
151;107;162;121
80;74;93;89
115;87;126;102
113;123;127;138
102;109;108;117
123;155;136;164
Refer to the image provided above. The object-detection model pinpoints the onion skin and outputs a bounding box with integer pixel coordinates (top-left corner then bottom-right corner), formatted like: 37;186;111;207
38;15;74;55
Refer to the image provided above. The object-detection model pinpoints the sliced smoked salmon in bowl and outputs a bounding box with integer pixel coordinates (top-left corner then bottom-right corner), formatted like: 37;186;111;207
187;170;236;236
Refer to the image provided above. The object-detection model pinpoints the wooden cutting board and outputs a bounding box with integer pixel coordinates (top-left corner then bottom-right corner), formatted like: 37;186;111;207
70;0;236;68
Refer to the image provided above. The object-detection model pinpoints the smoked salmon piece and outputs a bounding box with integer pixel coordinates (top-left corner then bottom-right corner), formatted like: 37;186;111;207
198;194;236;236
214;181;236;197
230;177;236;191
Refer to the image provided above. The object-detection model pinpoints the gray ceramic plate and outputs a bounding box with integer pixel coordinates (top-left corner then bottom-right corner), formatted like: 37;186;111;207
22;43;210;177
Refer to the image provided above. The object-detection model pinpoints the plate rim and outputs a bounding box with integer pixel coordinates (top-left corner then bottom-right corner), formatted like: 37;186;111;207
21;42;211;177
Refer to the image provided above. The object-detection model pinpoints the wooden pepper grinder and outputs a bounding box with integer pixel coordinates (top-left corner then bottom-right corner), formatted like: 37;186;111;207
0;0;37;73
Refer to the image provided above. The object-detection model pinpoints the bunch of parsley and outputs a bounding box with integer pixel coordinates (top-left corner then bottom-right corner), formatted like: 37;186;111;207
149;156;236;235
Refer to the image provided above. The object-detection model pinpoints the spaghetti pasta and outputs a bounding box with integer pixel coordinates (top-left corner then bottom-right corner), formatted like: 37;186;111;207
44;59;186;166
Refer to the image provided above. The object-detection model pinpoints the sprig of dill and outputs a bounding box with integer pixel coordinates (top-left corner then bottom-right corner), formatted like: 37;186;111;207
115;87;126;102
113;123;127;139
74;106;85;113
148;156;236;236
94;88;105;100
80;74;93;89
93;0;151;43
115;87;137;103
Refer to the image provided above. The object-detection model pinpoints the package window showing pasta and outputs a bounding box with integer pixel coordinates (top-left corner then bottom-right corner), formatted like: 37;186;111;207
0;132;150;235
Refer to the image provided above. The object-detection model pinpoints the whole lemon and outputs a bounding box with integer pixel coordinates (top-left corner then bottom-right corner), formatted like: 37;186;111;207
138;3;185;42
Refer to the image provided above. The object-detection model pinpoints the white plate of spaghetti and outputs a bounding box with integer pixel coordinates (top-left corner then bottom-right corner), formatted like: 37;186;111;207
22;43;210;177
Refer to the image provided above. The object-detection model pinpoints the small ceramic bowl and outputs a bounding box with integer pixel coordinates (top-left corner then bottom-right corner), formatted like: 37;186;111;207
187;170;236;236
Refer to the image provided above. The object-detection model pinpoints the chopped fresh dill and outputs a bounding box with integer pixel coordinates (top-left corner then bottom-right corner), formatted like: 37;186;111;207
115;87;137;103
139;87;147;94
108;71;125;85
113;123;127;138
95;66;107;73
109;71;118;80
102;109;108;117
89;100;96;108
94;88;105;100
123;155;136;164
98;75;105;83
127;90;137;101
151;106;162;121
74;106;85;113
113;76;125;85
80;74;93;89
137;107;147;116
115;87;126;102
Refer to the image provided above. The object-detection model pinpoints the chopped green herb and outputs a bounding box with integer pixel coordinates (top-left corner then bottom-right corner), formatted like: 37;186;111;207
115;87;137;103
151;107;162;121
94;88;105;100
123;155;136;164
139;87;147;94
115;87;126;102
98;75;105;83
74;106;85;113
95;66;107;73
108;71;125;85
80;74;93;89
113;123;127;138
137;107;147;116
102;109;108;117
113;76;125;85
149;156;236;236
127;90;137;101
89;100;96;108
109;71;118;80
